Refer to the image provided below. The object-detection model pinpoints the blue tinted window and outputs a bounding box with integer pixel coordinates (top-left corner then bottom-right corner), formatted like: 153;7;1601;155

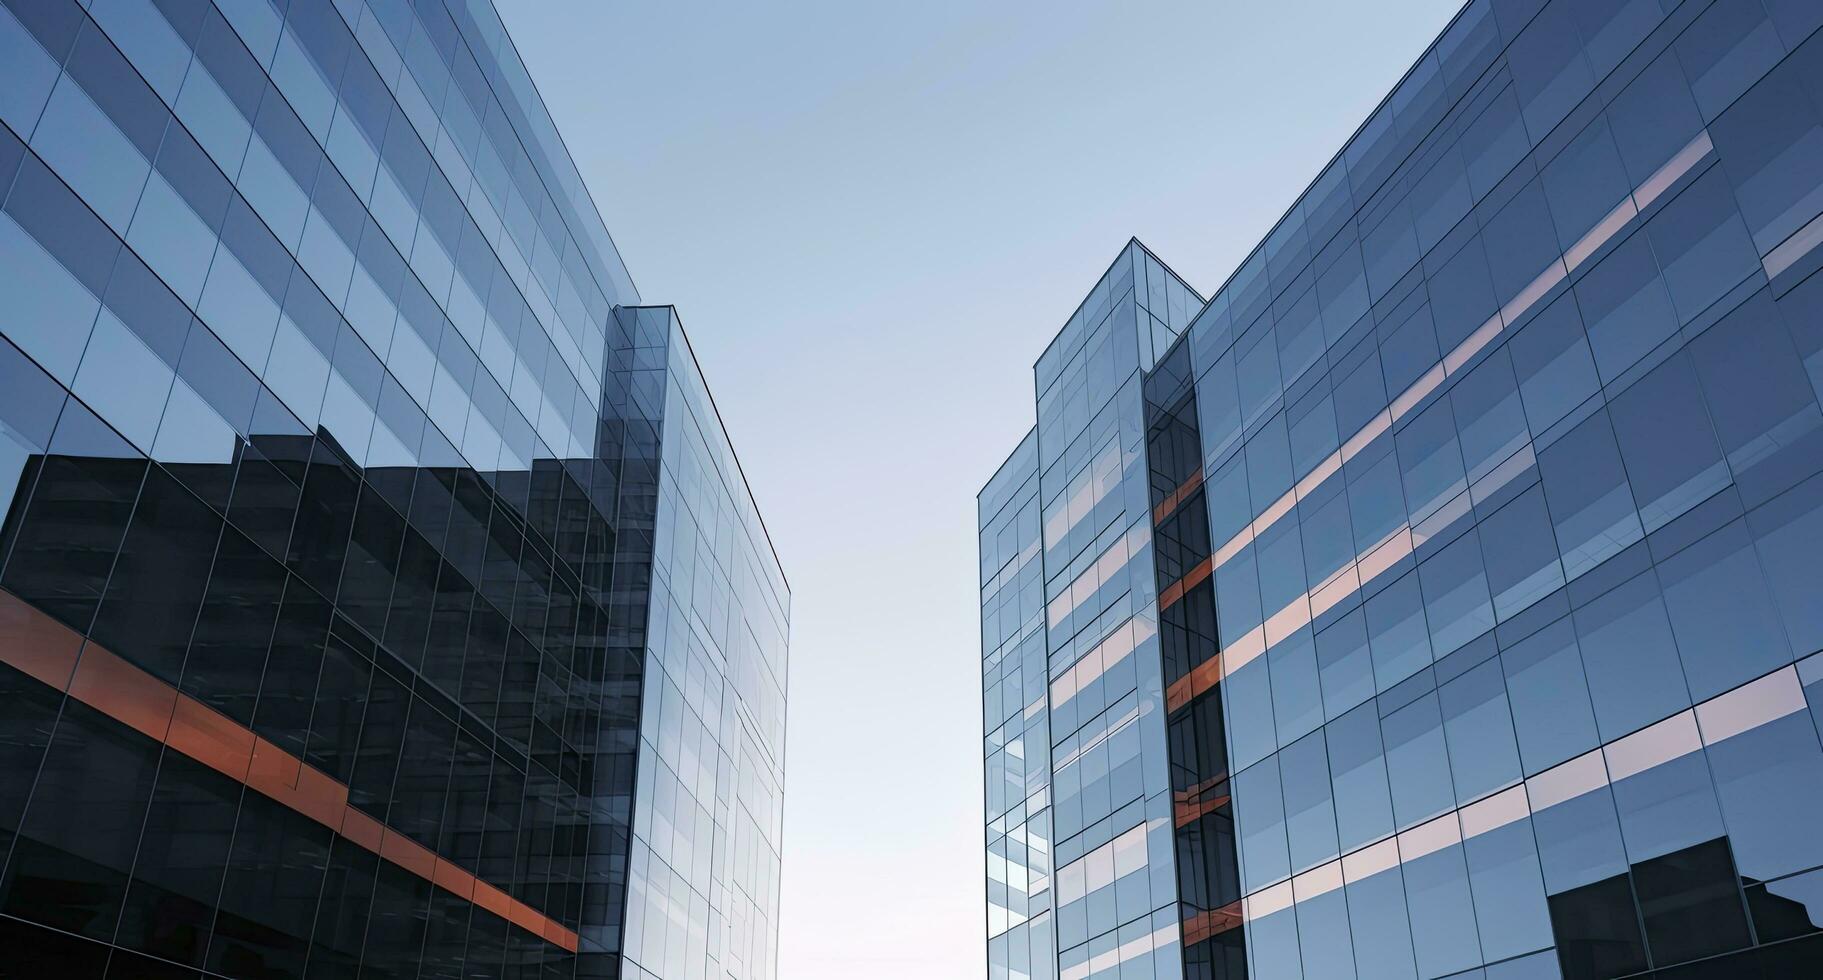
1688;291;1823;507
1398;397;1467;524
1427;237;1499;349
1440;658;1522;801
1367;573;1434;692
1568;0;1664;78
1403;837;1484;976
1235;758;1290;893
1574;233;1677;383
1383;693;1457;828
1543;116;1632;254
1711;55;1823;255
1676;0;1786;119
1608;734;1724;861
1536;410;1641;580
1645;169;1761;323
1327;701;1395;852
1280;730;1339;873
1419;529;1494;656
1463;815;1554;961
1507;2;1594;138
1607;51;1708;187
1607;352;1729;532
1508;293;1599;434
1344;862;1419;980
1268;627;1323;747
1482;183;1562;306
1502;617;1600;774
1316;609;1374;720
1477;486;1563;622
1460;86;1531;199
1573;570;1690;739
1657;518;1790;701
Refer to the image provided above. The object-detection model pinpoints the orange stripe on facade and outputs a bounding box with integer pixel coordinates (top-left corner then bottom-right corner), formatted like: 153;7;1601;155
0;588;579;954
1166;654;1225;714
1182;901;1244;946
1174;791;1231;828
1158;556;1213;612
1152;469;1204;526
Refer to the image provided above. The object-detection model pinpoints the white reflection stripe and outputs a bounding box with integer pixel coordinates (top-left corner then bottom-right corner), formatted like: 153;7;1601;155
1764;209;1823;280
1241;657;1815;912
1245;880;1295;920
1696;666;1806;745
1398;811;1462;861
1566;197;1639;272
1526;749;1610;810
1391;362;1446;422
1634;130;1713;211
1444;314;1504;376
1342;838;1400;883
1293;861;1344;902
1604;710;1701;782
1459;784;1529;838
1199;128;1713;602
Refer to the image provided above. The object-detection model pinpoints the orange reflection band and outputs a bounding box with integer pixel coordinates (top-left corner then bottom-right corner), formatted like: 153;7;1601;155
0;587;579;954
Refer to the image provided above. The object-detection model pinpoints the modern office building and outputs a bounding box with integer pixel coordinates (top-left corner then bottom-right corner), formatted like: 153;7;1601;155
0;1;787;979
981;1;1823;978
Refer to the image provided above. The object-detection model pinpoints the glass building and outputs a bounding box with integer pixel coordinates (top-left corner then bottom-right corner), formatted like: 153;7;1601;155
0;1;787;979
981;1;1823;978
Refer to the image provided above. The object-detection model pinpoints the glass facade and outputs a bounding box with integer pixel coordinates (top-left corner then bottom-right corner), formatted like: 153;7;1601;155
0;1;787;979
982;2;1823;977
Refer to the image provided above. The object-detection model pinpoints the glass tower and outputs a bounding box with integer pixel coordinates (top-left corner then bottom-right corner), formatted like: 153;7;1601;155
982;1;1823;978
0;1;787;979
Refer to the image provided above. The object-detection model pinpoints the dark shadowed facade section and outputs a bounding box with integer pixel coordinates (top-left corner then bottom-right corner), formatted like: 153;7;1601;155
0;1;786;978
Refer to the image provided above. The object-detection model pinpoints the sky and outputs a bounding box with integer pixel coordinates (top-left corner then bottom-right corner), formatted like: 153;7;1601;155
495;2;1463;976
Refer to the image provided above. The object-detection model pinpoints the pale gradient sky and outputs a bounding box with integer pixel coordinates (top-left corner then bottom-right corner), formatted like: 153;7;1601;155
496;2;1462;976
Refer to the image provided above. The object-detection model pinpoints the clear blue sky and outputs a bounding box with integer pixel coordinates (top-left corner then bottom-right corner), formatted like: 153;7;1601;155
497;2;1462;976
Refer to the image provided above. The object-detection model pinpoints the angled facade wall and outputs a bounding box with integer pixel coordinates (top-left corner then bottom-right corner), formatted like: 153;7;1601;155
0;2;786;979
982;1;1823;977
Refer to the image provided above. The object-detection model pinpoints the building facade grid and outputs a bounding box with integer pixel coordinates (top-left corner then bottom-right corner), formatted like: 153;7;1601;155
982;1;1823;978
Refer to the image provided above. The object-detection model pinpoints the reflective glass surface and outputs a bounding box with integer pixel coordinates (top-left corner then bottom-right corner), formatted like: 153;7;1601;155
0;1;787;978
981;2;1823;977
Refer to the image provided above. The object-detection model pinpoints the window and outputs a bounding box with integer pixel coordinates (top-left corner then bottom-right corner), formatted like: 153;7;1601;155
1502;617;1600;774
1657;518;1791;701
1460;86;1531;199
1482;182;1563;308
1280;731;1339;873
1701;670;1823;883
1536;410;1640;580
1398;397;1467;525
1606;352;1729;532
1440;658;1523;802
1689;290;1823;507
1645;168;1761;323
1507;2;1594;138
1402;824;1484;976
1479;486;1564;622
1508;292;1599;434
1543;116;1633;256
1675;0;1786;120
1711;47;1823;255
1419;528;1495;656
1328;701;1395;852
1316;609;1374;721
1573;571;1690;740
1367;572;1434;693
1569;0;1664;78
1235;758;1290;894
1383;693;1457;829
1607;51;1707;187
1452;348;1530;485
1462;808;1553;962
